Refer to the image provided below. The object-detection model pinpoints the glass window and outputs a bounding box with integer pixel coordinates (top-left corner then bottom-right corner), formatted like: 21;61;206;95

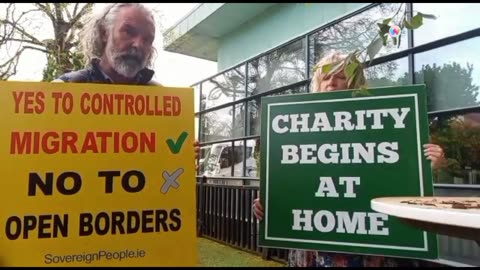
200;106;233;142
414;38;480;112
366;57;410;88
247;39;306;96
413;3;480;46
246;139;259;178
247;85;308;136
308;3;408;74
247;98;261;136
232;103;245;138
233;141;244;177
430;110;480;185
201;142;234;177
201;65;246;109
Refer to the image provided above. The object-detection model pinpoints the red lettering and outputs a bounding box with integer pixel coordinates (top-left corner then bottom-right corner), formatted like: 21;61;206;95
81;93;90;114
35;91;45;114
42;132;59;154
125;95;134;115
97;132;112;152
155;96;162;115
52;92;62;114
10;132;156;154
146;96;154;116
135;95;145;115
140;133;156;153
12;91;23;113
62;92;73;114
163;96;172;116
62;132;78;153
10;132;31;154
122;132;138;153
103;94;114;115
92;94;102;115
33;132;40;154
172;96;181;116
81;132;99;153
114;94;124;115
24;92;35;114
114;132;120;153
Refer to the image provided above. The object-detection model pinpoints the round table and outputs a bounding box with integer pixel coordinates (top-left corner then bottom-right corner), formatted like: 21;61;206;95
371;197;480;245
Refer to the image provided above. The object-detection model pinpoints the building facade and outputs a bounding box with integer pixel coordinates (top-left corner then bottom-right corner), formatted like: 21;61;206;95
164;3;480;266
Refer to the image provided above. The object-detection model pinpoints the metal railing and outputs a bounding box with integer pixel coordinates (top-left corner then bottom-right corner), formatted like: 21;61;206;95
196;176;289;264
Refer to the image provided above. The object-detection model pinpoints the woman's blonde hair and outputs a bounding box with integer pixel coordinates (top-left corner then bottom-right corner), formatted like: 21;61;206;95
310;51;366;92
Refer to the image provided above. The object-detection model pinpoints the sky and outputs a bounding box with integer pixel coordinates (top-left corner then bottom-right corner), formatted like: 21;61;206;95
6;3;218;87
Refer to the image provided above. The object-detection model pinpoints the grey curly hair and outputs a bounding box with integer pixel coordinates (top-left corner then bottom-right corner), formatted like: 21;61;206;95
78;3;156;67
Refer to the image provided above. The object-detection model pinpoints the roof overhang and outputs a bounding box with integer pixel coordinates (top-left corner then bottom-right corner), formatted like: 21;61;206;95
162;3;277;61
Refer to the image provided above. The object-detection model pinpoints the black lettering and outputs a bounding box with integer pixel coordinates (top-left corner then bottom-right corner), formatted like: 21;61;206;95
155;210;169;232
28;172;53;196
98;171;121;193
111;211;125;234
127;211;140;234
23;215;37;239
79;213;93;236
169;209;182;231
95;212;110;235
57;172;82;195
53;214;68;238
142;210;154;233
38;215;51;238
122;170;145;193
5;216;22;240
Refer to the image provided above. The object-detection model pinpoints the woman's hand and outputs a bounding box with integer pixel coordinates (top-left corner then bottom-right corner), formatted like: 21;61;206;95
423;143;446;170
194;140;200;170
253;197;264;221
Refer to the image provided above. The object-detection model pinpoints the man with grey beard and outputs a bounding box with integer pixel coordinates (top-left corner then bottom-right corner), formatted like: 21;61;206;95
54;3;158;85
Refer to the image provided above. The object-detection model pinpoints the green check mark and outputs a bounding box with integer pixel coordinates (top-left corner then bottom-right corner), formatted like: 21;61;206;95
166;131;189;154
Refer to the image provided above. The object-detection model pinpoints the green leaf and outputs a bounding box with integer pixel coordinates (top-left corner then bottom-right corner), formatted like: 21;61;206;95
411;14;424;28
397;33;402;48
381;33;388;46
405;14;423;30
328;60;344;76
418;12;437;20
377;23;390;36
321;63;333;74
351;86;372;98
344;62;358;79
366;37;383;61
382;17;393;25
404;18;414;30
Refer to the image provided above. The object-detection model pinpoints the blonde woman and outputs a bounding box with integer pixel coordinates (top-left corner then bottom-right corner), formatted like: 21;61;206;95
253;51;444;267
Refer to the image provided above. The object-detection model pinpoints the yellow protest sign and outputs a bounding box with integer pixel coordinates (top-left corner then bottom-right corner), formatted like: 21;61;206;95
0;81;197;266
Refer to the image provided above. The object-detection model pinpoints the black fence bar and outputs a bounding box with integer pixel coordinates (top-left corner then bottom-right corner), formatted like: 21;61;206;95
196;180;288;264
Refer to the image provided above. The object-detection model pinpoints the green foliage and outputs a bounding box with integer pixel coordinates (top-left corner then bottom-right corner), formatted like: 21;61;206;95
313;5;437;91
431;117;480;178
42;51;86;82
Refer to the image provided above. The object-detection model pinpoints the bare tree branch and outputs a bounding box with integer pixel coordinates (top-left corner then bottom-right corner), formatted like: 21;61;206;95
0;19;44;46
69;3;93;28
72;3;79;18
1;3;95;80
34;3;55;24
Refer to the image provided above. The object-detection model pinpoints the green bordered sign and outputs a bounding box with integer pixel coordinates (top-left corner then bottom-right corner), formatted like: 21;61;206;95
259;85;438;259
